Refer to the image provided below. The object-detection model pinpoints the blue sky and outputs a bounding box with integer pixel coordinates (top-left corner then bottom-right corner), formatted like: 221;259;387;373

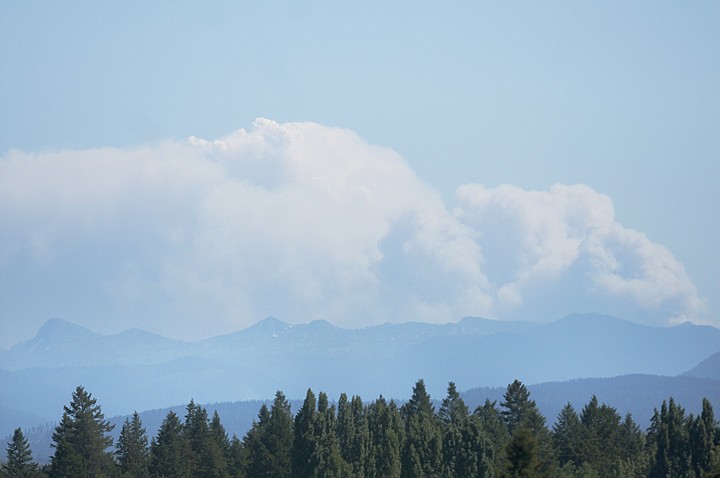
1;1;718;347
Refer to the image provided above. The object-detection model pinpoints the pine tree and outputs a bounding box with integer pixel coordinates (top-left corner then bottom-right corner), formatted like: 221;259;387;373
580;396;624;476
337;394;369;477
183;400;229;478
552;403;584;468
207;410;231;477
116;412;150;478
292;389;318;478
500;380;534;434
150;410;191;478
48;386;115;478
366;396;402;478
648;398;693;478
505;427;539;478
474;399;510;474
400;379;442;478
245;391;294;478
2;428;40;478
310;392;350;477
690;398;718;477
438;382;469;427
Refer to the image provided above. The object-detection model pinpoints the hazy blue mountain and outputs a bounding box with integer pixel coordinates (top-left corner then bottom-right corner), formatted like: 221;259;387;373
683;350;720;380
2;313;719;437
0;317;190;370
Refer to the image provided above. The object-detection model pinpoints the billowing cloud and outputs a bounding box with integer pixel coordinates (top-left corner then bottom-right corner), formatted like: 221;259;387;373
0;119;708;345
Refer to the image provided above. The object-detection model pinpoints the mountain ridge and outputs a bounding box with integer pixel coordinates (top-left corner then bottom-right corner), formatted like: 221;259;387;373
1;312;718;439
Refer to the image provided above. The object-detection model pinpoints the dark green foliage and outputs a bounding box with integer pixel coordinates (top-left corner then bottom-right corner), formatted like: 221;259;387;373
9;381;720;478
116;412;149;478
553;403;584;468
648;398;694;478
337;394;369;477
438;382;469;426
292;389;317;478
501;380;534;434
400;379;442;478
366;396;402;478
474;399;510;473
2;428;40;478
149;411;191;478
579;395;624;476
48;386;115;478
245;391;294;478
505;427;539;478
690;398;718;477
182;400;230;478
501;380;556;476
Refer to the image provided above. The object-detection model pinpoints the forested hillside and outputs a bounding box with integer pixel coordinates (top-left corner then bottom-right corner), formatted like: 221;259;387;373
2;381;719;478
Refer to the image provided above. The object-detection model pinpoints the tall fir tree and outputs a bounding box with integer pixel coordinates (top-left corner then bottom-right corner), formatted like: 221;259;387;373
245;391;294;478
438;382;469;427
500;380;534;434
150;410;191;478
116;411;150;478
292;389;318;478
474;399;510;474
48;386;115;478
552;403;584;469
690;398;718;477
400;379;442;478
310;392;350;477
648;398;693;478
337;394;369;478
366;397;402;478
501;380;556;477
580;395;624;477
505;427;540;478
2;428;40;478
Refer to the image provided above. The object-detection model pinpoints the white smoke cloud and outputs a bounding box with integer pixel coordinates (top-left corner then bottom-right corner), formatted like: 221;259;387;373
0;119;708;344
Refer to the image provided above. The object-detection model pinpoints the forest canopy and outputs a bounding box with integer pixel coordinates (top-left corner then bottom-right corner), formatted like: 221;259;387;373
2;381;719;478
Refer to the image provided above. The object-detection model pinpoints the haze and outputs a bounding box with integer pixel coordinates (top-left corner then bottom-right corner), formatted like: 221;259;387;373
1;1;718;347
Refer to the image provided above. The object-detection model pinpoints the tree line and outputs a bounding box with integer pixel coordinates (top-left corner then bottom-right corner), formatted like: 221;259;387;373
2;380;719;477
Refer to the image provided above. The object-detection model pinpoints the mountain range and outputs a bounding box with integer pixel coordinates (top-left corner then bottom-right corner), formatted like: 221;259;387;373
1;313;719;440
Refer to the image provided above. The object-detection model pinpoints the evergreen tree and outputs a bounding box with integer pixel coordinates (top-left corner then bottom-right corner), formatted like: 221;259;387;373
150;410;191;478
501;381;555;476
400;379;442;478
116;412;149;478
337;394;369;477
48;386;115;478
505;427;539;478
648;398;693;478
580;396;624;476
616;412;647;477
206;410;231;478
442;415;494;478
292;389;318;478
366;397;402;478
227;435;247;478
182;400;229;478
310;392;349;477
438;382;469;427
690;398;718;477
553;403;584;468
474;399;510;474
246;391;294;478
2;428;40;478
501;380;534;434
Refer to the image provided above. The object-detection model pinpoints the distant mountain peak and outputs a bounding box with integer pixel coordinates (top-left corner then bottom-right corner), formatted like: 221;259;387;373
245;316;290;334
34;317;96;340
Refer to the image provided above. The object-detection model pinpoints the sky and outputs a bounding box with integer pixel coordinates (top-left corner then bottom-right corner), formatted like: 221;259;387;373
1;1;718;348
